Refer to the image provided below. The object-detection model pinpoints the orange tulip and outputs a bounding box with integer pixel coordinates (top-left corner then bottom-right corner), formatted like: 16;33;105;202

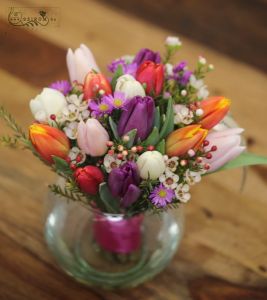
198;96;231;129
29;124;70;164
166;125;208;157
83;71;112;100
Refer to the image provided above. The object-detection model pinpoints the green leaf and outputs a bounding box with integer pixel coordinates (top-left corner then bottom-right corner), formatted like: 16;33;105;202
99;182;120;213
159;98;174;140
125;128;137;148
154;106;161;130
109;117;120;141
110;65;123;90
52;156;72;175
143;127;160;146
156;139;165;154
218;152;267;171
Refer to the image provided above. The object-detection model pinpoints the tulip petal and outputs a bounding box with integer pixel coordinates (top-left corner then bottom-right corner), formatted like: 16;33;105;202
207;128;244;139
80;44;99;72
121;184;141;208
208;146;246;172
108;168;125;197
66;48;76;83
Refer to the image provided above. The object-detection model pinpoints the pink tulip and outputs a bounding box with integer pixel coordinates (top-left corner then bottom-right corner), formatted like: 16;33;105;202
204;128;246;172
66;44;99;83
77;119;109;157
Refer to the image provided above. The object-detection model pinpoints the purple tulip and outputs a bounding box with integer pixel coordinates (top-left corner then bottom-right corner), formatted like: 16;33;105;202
118;96;155;141
108;161;141;208
203;127;246;172
133;48;161;66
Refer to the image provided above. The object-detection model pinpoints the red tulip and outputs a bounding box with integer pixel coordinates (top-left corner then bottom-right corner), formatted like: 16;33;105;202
83;71;112;100
198;96;231;129
166;124;208;157
29;124;70;164
75;166;104;195
136;61;164;96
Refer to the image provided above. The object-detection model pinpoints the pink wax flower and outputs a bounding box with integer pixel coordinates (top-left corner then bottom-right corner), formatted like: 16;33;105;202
204;128;246;172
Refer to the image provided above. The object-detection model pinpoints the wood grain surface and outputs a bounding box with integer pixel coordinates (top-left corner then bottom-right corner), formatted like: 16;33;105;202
0;1;267;299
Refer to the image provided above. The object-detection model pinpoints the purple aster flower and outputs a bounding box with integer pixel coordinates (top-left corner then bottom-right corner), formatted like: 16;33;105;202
49;80;72;96
104;91;128;110
179;70;192;86
173;61;187;73
89;97;113;117
149;184;174;208
108;58;137;76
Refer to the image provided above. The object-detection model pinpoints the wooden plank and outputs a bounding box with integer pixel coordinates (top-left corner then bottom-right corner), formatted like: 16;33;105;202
0;0;267;299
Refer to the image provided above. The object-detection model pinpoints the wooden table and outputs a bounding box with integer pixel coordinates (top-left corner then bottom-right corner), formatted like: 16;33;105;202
0;1;267;299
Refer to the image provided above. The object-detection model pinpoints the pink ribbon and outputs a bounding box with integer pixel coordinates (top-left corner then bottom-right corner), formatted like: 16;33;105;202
93;213;144;254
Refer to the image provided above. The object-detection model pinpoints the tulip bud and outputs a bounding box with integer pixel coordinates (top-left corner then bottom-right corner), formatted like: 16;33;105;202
118;96;155;141
166;125;208;157
75;166;104;195
83;72;112;100
137;151;165;180
136;61;164;96
133;48;161;66
29;124;70;164
203;128;246;172
198;96;231;129
77;119;109;157
108;161;141;208
66;44;99;83
29;88;67;124
115;74;145;99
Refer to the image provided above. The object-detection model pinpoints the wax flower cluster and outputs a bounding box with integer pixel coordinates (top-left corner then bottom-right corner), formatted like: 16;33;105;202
3;37;246;215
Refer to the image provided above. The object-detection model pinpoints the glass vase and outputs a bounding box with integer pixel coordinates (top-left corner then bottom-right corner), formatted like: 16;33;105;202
44;191;184;289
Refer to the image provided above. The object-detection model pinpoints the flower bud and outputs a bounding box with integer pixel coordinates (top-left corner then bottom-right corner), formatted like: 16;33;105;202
137;151;165;180
29;88;67;123
198;96;231;129
77;119;109;157
75;166;104;195
83;72;112;100
166;125;208;157
29;124;70;164
66;44;99;83
115;74;145;99
136;61;164;96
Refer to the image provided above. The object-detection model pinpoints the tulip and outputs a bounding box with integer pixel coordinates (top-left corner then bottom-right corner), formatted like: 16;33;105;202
75;166;104;195
29;88;67;123
83;71;112;100
198;96;231;129
108;161;141;208
77;119;109;157
118;96;155;141
203;128;246;172
136;61;164;96
66;44;99;83
29;124;70;164
166;125;208;157
115;74;145;99
137;151;166;180
133;48;161;66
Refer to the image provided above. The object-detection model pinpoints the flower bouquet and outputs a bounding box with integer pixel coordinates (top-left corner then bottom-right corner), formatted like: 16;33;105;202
1;36;267;288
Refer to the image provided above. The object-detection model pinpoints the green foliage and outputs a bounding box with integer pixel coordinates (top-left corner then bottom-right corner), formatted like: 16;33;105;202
99;182;120;213
159;98;174;140
218;152;267;171
156;139;165;154
110;65;123;90
125;128;137;148
109;116;120;141
154;106;161;130
52;156;73;177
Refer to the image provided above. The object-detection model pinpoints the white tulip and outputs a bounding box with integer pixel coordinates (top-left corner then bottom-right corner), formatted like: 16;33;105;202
66;44;99;83
115;74;145;99
137;151;166;180
29;88;67;123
